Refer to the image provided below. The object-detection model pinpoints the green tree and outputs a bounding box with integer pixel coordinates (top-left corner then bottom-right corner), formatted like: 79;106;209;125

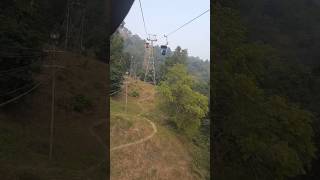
157;46;188;82
0;0;47;103
212;3;317;179
157;64;208;136
110;31;130;95
165;46;188;66
214;72;316;180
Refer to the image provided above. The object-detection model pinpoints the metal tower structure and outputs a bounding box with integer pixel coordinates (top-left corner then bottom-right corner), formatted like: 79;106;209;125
144;34;157;85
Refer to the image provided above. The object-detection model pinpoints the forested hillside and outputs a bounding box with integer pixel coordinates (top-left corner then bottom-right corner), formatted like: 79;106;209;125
1;0;108;105
110;21;210;179
1;0;108;55
111;25;209;97
1;1;109;179
213;1;320;179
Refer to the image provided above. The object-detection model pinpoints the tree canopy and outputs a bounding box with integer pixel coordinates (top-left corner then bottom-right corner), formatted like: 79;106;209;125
157;64;208;136
212;2;317;179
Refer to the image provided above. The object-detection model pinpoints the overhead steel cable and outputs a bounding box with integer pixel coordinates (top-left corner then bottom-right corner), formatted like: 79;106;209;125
0;48;44;57
0;47;42;50
138;0;149;37
110;89;121;96
0;82;41;107
161;9;210;39
0;82;37;97
111;82;122;86
0;65;33;75
0;54;43;58
0;60;43;75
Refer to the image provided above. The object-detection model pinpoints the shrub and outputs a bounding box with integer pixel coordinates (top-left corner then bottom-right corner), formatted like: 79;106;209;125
71;94;92;112
157;64;208;136
129;89;139;97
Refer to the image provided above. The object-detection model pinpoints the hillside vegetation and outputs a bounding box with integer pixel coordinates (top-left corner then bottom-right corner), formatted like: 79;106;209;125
111;27;210;93
109;77;209;180
110;21;210;179
0;52;108;180
213;1;320;179
1;1;109;178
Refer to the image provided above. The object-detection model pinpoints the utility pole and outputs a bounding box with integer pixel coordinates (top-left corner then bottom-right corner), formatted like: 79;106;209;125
134;56;138;80
144;34;157;85
134;61;137;80
79;6;85;52
49;32;59;161
78;0;86;53
152;47;156;85
144;53;150;82
124;72;129;114
65;0;70;49
129;56;134;77
143;42;150;75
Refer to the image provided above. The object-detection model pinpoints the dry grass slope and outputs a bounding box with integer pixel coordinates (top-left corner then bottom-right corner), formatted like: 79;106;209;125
110;78;198;180
0;52;108;180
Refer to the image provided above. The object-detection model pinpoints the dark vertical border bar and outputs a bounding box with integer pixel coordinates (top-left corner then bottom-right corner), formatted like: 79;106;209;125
211;0;216;179
106;0;111;179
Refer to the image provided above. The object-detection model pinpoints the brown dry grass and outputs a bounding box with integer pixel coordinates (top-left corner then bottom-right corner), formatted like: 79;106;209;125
110;114;153;147
110;78;195;180
0;52;108;179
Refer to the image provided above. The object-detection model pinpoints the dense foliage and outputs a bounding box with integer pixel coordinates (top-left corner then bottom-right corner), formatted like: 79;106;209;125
0;0;46;103
157;64;208;136
117;26;208;85
213;1;320;179
0;0;109;104
110;31;130;94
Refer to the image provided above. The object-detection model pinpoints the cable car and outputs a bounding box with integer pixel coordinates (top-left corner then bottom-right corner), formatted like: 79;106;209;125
161;45;167;55
145;42;150;48
160;35;169;55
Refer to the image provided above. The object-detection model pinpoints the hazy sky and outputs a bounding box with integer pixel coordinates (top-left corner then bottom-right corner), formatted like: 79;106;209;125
123;0;210;61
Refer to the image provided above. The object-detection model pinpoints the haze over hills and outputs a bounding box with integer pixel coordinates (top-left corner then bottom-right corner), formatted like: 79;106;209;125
110;18;210;179
117;25;209;84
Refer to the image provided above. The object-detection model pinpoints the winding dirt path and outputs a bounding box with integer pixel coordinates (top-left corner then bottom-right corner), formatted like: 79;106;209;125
110;91;157;151
89;84;158;153
110;117;156;151
84;82;158;178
